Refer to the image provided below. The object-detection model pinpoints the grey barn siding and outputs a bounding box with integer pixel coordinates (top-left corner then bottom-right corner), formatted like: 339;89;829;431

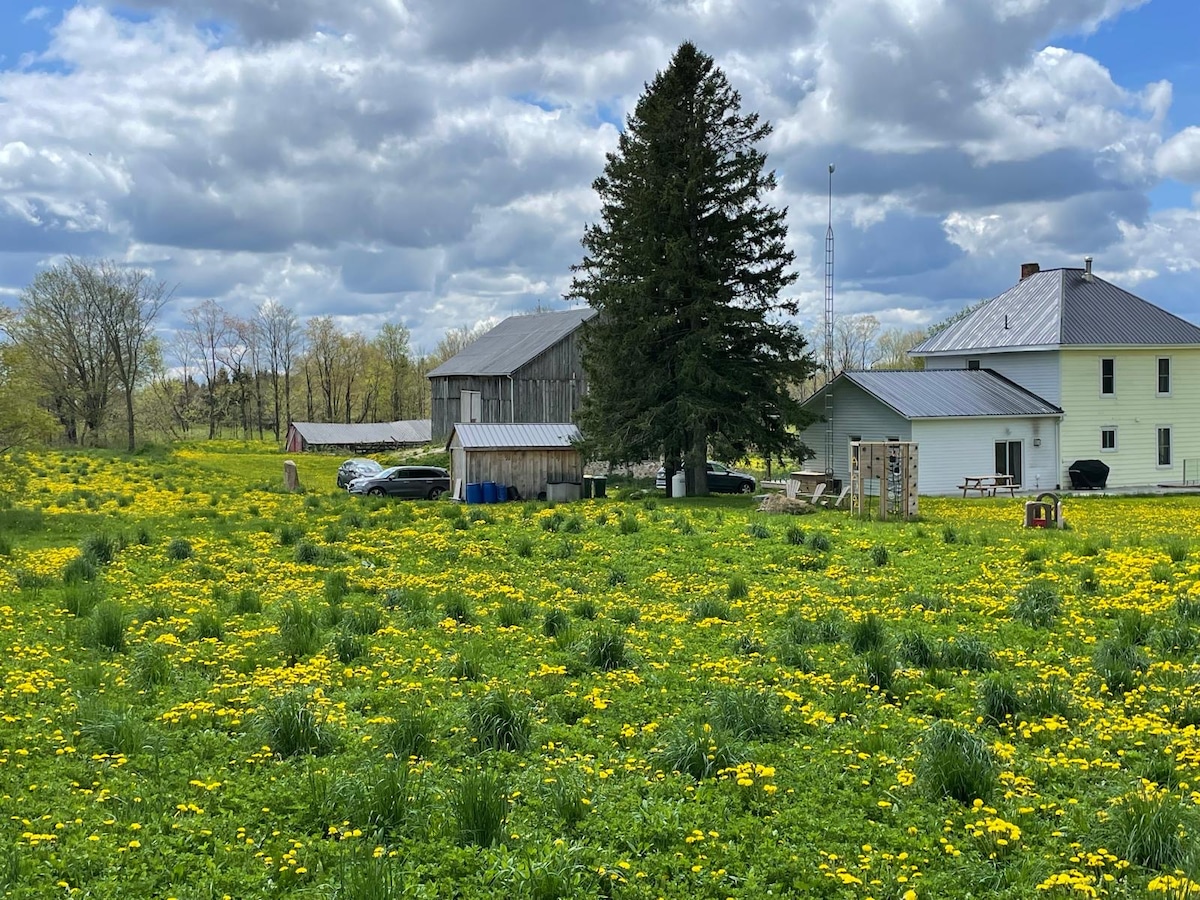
430;330;588;440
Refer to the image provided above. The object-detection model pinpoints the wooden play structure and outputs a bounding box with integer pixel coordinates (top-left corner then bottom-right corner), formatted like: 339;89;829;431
850;441;919;520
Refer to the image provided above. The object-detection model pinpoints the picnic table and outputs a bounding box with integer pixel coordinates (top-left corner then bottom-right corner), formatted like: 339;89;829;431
959;474;1018;497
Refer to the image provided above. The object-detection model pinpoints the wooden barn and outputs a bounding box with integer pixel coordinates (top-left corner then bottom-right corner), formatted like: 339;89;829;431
446;423;583;501
427;308;596;441
284;419;432;453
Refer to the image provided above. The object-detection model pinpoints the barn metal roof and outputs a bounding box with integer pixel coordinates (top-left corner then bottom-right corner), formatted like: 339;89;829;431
834;369;1062;419
427;308;597;378
447;422;583;450
290;420;432;445
912;268;1200;355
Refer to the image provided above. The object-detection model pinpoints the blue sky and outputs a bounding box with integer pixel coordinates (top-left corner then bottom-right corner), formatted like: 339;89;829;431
2;0;1200;351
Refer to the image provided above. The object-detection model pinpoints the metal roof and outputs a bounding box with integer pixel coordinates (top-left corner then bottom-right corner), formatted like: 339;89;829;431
912;268;1200;355
290;420;432;445
447;422;583;450
427;308;597;378
830;369;1062;419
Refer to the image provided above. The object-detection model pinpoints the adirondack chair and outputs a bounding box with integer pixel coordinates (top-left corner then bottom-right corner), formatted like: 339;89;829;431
785;478;800;500
809;482;826;505
823;485;851;509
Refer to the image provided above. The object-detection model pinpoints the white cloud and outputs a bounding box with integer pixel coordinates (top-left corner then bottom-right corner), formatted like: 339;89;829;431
1157;127;1200;183
0;0;1196;350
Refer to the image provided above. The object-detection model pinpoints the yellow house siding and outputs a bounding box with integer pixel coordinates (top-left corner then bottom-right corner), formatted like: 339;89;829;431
1059;348;1200;486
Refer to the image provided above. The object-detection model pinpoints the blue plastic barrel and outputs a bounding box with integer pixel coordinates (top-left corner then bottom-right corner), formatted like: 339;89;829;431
465;482;484;504
482;481;498;503
494;483;507;503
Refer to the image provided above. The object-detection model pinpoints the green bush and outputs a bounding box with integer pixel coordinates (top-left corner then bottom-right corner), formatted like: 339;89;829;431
76;701;148;756
870;544;889;567
166;537;193;561
808;531;832;552
80;532;119;566
324;571;350;605
897;631;937;668
849;613;887;655
332;629;367;664
691;596;732;622
453;768;509;847
583;628;632;671
708;687;784;739
785;524;805;546
86;600;126;653
467;690;531;753
443;594;474;624
261;692;339;757
62;582;102;618
655;717;742;780
978;674;1021;726
62;555;97;585
727;574;749;601
543;607;570;638
571;598;598;621
277;599;321;665
863;649;896;691
511;534;535;558
294;540;321;564
379;707;436;761
1106;787;1197;871
939;636;995;671
1011;581;1061;628
915;720;997;804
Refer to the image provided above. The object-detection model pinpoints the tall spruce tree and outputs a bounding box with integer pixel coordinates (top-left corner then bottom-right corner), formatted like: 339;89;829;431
570;42;815;494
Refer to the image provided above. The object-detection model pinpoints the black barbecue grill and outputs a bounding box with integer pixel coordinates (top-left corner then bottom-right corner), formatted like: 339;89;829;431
1068;459;1110;490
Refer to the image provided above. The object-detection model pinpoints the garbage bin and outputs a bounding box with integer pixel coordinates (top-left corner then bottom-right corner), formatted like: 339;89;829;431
592;475;606;498
482;481;498;503
670;471;686;497
465;483;484;504
582;475;594;499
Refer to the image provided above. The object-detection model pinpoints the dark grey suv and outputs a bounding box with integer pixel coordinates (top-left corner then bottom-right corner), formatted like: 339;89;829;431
348;466;450;500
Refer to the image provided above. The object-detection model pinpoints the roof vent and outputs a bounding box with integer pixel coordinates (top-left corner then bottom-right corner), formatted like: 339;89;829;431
1020;262;1040;280
1083;256;1093;282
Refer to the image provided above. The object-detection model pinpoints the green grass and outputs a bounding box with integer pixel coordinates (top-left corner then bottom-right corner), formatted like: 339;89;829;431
4;445;1200;898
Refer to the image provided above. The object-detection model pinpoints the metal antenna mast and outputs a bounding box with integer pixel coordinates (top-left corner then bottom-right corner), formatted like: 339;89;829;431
823;164;836;480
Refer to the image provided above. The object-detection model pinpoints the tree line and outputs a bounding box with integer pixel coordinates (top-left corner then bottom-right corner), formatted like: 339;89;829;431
0;259;484;451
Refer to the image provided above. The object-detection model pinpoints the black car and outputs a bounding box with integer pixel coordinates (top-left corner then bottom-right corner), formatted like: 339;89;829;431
337;458;383;489
348;466;450;500
654;461;756;494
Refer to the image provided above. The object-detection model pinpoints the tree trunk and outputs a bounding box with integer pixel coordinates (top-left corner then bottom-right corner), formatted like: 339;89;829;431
125;387;136;452
686;423;708;497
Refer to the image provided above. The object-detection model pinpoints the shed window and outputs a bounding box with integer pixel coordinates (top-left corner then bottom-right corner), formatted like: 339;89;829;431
967;359;981;370
1100;427;1117;452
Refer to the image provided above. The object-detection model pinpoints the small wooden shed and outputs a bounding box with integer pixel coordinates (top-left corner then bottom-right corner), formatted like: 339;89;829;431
446;423;583;501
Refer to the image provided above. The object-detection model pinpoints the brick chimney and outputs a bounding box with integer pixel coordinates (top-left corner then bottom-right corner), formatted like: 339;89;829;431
1020;262;1040;280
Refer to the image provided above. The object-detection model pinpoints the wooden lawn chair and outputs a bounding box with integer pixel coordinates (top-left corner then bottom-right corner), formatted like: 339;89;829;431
809;482;826;505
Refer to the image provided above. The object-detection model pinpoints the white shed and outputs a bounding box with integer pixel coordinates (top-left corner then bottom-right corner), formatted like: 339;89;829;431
446;423;583;501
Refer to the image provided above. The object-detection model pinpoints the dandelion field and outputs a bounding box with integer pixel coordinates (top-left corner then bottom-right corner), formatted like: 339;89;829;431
2;444;1200;899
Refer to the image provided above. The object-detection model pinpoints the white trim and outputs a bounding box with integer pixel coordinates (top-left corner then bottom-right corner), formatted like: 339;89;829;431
1099;357;1115;397
1156;356;1172;397
1100;426;1117;453
1156;425;1173;468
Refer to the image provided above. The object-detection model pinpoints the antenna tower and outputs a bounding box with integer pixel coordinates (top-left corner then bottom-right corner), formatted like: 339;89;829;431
823;164;835;480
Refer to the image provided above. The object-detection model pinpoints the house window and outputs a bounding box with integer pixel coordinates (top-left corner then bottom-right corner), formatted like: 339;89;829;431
995;440;1023;486
967;359;981;370
1157;426;1172;467
461;390;482;423
1100;358;1114;396
1157;357;1171;395
1100;427;1117;452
